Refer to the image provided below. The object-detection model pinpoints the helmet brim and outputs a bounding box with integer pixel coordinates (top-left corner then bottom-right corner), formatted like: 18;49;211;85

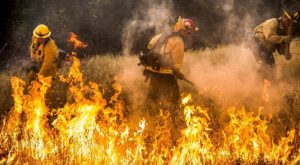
33;30;51;38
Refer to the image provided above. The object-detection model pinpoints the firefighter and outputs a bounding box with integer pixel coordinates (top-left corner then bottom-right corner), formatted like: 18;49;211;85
29;24;59;80
249;11;293;80
143;16;199;116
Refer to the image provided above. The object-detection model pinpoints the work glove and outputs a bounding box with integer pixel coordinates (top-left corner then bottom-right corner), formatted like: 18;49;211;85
285;53;292;60
282;36;292;60
283;36;292;43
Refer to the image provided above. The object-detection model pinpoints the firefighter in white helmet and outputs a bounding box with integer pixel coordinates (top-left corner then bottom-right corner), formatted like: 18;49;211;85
29;24;59;80
141;16;199;115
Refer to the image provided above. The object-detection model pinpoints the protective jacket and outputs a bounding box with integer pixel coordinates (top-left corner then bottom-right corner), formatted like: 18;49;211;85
144;32;185;116
254;18;289;52
30;36;59;77
145;32;184;74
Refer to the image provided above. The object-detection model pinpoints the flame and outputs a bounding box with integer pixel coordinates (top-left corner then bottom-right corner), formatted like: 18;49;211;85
218;108;295;163
181;93;192;105
0;55;299;164
171;99;213;164
67;32;88;49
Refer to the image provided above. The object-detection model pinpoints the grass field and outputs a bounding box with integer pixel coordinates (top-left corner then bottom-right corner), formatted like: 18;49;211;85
0;44;300;163
1;43;300;129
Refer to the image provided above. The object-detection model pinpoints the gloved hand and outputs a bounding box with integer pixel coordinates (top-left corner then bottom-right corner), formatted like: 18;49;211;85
283;36;292;43
285;52;292;60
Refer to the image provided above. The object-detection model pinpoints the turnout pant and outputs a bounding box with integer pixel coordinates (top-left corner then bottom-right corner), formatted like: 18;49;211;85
248;37;276;80
145;72;180;116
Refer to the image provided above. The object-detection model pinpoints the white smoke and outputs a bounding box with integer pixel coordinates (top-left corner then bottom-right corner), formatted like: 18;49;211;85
122;0;173;55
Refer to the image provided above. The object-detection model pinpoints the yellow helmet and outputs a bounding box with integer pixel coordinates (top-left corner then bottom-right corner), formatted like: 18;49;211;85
33;24;51;38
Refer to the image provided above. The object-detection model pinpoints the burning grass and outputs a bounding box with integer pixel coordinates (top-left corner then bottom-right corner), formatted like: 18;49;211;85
0;44;300;164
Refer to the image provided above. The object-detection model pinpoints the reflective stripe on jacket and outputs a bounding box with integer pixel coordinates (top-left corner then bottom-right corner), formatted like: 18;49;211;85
30;36;59;77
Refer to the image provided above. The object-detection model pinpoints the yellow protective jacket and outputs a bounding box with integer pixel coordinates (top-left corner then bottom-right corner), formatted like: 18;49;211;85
254;18;289;51
30;36;59;77
146;33;184;74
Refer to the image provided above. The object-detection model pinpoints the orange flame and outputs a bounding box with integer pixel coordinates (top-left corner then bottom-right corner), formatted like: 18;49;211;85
67;32;88;49
0;56;299;164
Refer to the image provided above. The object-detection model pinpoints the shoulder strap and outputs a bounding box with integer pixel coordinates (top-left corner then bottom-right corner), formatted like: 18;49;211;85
41;38;52;62
151;32;183;51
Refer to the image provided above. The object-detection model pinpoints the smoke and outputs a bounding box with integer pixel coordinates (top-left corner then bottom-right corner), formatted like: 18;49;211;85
2;0;296;65
122;0;174;55
184;45;271;111
116;57;147;117
118;0;173;117
117;0;300;114
1;0;300;114
114;44;300;116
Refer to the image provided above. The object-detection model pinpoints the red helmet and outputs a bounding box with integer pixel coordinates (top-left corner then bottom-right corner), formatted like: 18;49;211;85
183;18;199;31
174;16;199;32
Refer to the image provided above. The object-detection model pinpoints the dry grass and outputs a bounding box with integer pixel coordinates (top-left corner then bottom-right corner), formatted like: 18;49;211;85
0;44;300;142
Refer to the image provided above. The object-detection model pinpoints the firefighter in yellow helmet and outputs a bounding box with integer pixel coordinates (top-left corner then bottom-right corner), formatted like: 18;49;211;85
140;16;199;115
29;24;59;80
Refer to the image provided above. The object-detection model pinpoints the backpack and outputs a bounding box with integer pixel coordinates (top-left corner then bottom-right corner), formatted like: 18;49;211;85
138;32;183;71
